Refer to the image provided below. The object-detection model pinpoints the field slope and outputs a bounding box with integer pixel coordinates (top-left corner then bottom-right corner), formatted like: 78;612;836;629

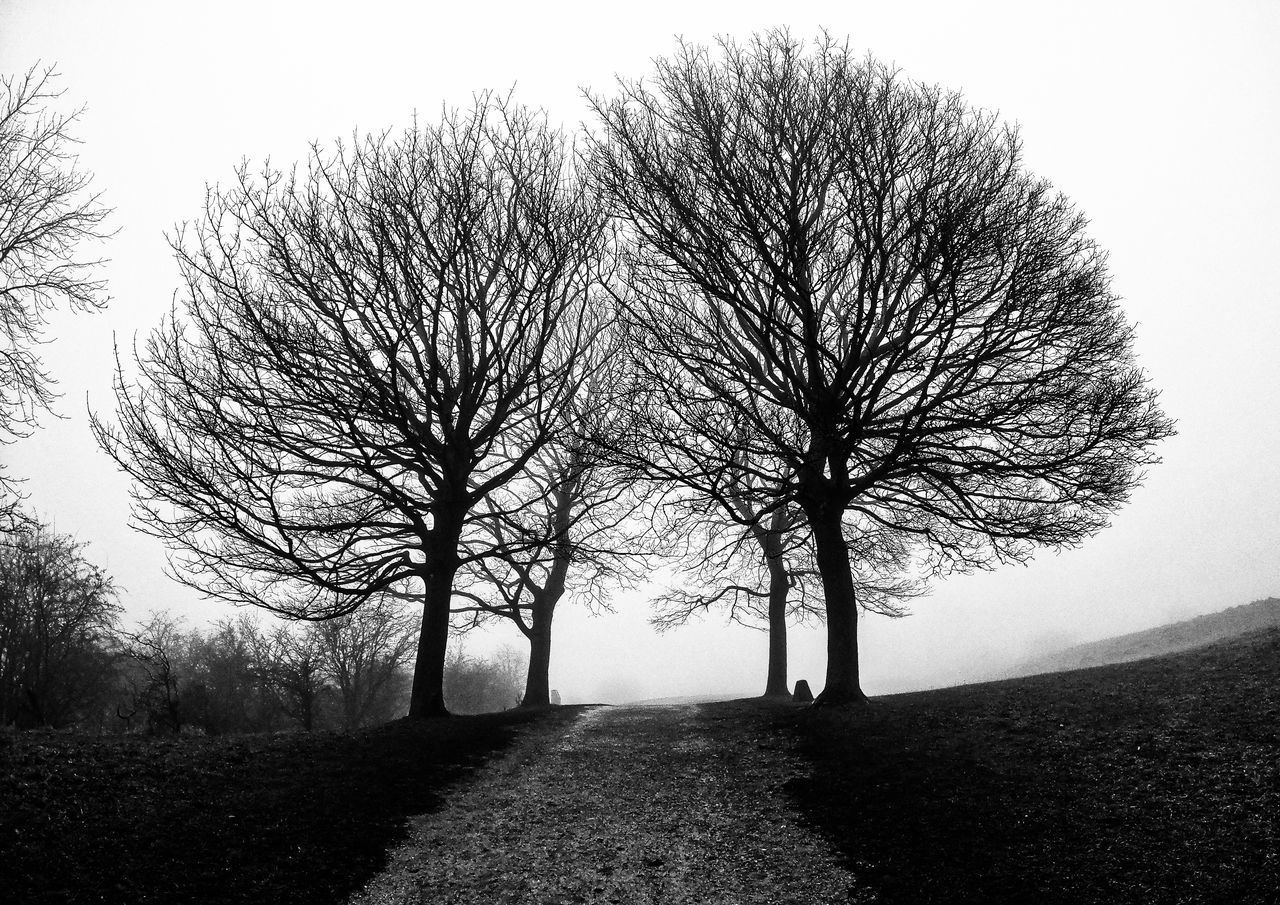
758;625;1280;904
1012;596;1280;676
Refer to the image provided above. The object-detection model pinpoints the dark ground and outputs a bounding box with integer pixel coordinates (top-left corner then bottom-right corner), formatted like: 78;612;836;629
758;625;1280;905
4;629;1278;904
0;706;584;904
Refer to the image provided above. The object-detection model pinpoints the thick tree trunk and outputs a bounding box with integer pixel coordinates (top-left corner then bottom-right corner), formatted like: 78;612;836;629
521;555;568;708
763;558;790;697
522;615;553;708
807;508;867;706
408;561;457;718
521;477;575;709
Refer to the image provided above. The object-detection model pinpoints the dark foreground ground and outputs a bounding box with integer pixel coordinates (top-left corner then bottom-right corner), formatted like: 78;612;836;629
0;706;584;904
4;628;1278;904
759;625;1280;904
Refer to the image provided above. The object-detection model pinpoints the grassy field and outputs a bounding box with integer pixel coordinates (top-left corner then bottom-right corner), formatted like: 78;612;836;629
0;706;583;904
752;625;1280;904
4;630;1277;904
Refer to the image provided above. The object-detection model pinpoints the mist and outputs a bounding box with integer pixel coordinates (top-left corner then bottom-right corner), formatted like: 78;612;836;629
1;0;1277;705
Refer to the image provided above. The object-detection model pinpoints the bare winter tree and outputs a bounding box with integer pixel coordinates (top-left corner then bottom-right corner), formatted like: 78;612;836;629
93;95;611;716
589;31;1175;704
118;611;187;734
651;489;920;697
0;65;110;517
452;341;652;708
311;597;417;729
0;522;119;727
250;621;329;731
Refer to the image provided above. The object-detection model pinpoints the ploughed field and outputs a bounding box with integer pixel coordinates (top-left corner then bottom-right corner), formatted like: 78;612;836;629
3;628;1277;904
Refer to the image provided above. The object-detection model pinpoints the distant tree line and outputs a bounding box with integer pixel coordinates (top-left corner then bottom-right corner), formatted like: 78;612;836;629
2;30;1173;722
0;520;524;732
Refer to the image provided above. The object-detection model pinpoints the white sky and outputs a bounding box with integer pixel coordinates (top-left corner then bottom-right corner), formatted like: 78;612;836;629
1;0;1277;703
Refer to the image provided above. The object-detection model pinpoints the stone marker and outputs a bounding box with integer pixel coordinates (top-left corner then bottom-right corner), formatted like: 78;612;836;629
793;679;814;703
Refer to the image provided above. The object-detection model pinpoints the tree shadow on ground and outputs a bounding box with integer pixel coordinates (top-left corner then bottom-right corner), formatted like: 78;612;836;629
2;706;583;904
747;628;1280;905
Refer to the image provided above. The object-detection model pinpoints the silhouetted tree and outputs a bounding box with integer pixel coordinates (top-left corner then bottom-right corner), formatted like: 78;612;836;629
184;615;279;734
311;596;416;729
442;643;526;714
250;621;329;731
94;95;611;717
590;31;1174;704
0;65;110;517
453;344;651;707
119;611;187;733
0;522;119;726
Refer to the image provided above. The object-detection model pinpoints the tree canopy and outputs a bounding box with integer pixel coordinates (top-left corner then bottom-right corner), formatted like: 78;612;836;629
95;96;612;716
589;31;1174;703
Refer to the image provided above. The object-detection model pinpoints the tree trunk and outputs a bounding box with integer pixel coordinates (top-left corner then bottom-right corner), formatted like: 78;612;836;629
521;476;575;709
748;508;791;697
300;684;314;731
763;556;790;697
408;561;456;718
522;615;553;708
521;556;568;708
806;507;867;706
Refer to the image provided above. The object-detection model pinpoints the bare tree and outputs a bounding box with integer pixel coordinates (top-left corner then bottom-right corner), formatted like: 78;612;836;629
0;522;119;726
250;620;329;731
0;65;110;516
119;611;187;734
183;614;281;734
452;348;652;708
93;95;611;716
311;596;417;729
589;31;1175;704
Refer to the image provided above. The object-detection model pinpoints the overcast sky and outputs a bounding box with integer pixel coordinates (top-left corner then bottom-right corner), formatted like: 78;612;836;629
1;0;1277;703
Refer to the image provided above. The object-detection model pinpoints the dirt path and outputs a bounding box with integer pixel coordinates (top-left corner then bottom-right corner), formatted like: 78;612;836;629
350;704;870;904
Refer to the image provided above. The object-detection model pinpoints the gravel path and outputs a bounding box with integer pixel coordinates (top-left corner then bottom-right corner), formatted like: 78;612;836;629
349;704;871;904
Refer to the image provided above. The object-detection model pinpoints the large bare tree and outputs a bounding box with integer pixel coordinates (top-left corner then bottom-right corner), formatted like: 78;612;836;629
0;65;110;515
589;32;1175;704
94;96;610;716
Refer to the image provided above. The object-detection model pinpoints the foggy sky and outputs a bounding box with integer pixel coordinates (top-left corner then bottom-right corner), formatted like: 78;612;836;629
1;0;1277;703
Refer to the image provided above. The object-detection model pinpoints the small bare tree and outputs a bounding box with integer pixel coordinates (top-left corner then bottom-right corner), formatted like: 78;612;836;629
119;611;187;734
452;344;653;708
0;66;110;517
310;596;417;729
0;522;119;727
250;621;329;731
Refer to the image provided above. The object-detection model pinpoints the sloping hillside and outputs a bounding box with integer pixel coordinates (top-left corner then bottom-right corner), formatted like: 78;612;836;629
761;623;1280;904
1011;596;1280;676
